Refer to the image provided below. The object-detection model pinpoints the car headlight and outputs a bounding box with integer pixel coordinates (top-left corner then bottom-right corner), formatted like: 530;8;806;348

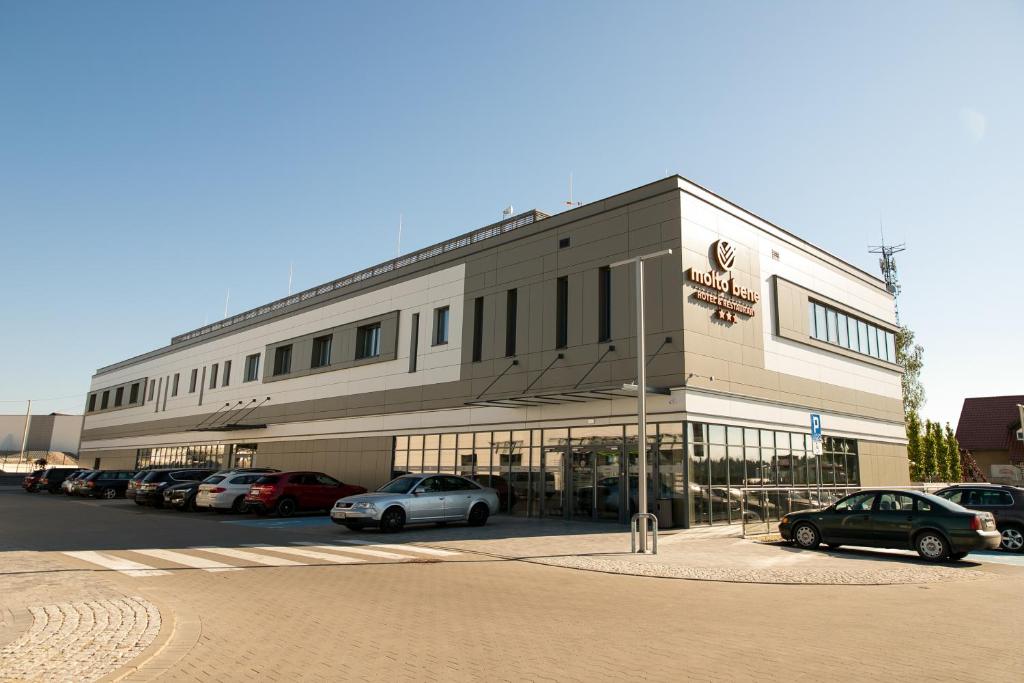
780;515;790;525
353;501;376;509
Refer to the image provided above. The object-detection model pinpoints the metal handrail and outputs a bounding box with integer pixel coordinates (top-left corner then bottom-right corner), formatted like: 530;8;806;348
630;512;658;554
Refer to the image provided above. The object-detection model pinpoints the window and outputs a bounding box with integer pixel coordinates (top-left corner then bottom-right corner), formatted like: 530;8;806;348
813;303;826;340
916;498;933;513
87;394;96;412
356;324;381;359
837;313;848;348
210;363;219;389
559;237;571;249
938;489;964;505
867;326;878;358
847;316;860;353
433;306;449;345
273;345;292;375
315;474;340;486
835;492;875;512
885;332;896;364
222;360;231;387
556;276;568;348
807;301;896;364
825;309;838;344
189;369;198;393
114;387;124;407
172;373;180;397
505;289;517;357
244;354;260;382
129;383;139;404
311;335;332;368
877;493;915;512
409;313;419;373
147;379;156;401
968;490;1014;507
598;267;611;342
471;297;484;362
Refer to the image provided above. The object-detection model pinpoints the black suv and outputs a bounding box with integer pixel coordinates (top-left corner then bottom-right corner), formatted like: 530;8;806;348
37;468;84;494
79;470;137;499
935;484;1024;552
133;468;216;507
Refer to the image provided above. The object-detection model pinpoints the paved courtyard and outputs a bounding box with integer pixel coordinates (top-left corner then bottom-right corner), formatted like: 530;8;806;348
1;486;1022;681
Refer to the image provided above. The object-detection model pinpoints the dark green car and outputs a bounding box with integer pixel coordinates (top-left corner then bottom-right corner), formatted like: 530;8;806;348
779;489;1000;561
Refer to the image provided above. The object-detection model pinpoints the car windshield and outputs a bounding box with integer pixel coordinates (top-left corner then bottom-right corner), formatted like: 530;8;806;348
377;477;420;494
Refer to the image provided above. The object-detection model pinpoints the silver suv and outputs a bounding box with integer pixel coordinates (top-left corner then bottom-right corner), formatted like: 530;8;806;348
331;474;499;532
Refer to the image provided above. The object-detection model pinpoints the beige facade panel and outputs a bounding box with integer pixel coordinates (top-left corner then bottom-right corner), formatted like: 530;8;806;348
857;440;911;486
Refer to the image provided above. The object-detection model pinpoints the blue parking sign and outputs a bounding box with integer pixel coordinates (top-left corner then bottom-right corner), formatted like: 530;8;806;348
810;413;822;441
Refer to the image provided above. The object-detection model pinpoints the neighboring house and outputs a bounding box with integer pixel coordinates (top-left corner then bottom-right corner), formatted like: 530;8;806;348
955;395;1024;482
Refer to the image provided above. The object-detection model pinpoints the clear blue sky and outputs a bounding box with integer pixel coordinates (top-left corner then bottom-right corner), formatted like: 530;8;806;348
1;1;1020;426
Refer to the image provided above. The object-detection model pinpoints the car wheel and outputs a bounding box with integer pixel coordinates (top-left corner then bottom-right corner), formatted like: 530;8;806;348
467;503;490;527
379;506;406;533
915;531;949;562
999;525;1024;553
275;498;297;518
231;496;247;514
102;488;117;500
343;522;365;531
950;551;968;561
792;523;820;549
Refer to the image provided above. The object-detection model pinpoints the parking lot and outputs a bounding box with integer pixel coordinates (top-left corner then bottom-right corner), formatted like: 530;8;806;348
2;484;1024;682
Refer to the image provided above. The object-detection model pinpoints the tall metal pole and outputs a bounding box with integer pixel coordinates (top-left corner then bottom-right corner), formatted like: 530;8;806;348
19;399;31;464
635;258;649;552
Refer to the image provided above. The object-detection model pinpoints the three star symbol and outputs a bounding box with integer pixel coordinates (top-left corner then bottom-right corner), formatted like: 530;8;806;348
717;309;737;323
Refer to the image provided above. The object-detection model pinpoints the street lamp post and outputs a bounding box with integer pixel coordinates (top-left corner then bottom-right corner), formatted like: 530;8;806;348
610;248;673;553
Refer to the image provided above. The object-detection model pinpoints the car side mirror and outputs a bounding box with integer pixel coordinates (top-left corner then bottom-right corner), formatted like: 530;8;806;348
413;487;427;495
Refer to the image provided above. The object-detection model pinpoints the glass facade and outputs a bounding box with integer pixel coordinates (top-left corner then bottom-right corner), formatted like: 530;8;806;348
135;443;257;470
392;422;861;528
809;300;896;363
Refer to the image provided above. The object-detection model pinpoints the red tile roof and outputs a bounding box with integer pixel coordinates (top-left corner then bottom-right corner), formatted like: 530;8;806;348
955;395;1024;462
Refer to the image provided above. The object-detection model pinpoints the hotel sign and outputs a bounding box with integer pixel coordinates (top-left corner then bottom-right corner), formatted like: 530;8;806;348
687;239;759;324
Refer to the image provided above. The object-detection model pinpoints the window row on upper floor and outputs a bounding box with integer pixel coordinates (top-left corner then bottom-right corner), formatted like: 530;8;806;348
808;300;897;363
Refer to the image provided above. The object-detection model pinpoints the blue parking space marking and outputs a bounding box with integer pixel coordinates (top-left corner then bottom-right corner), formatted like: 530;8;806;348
221;517;334;529
968;550;1024;567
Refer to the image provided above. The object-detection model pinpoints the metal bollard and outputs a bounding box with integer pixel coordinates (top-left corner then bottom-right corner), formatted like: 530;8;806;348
630;513;658;554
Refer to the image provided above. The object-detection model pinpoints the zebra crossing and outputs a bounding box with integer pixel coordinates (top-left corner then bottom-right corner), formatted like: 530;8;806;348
61;540;461;578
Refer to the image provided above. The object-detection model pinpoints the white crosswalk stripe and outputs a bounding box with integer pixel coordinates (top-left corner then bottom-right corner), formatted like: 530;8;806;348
62;551;171;577
130;548;243;572
336;539;460;556
190;546;305;567
291;542;405;559
241;544;365;564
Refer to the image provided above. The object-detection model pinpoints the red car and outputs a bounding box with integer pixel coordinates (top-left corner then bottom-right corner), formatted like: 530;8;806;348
22;469;46;492
244;471;366;517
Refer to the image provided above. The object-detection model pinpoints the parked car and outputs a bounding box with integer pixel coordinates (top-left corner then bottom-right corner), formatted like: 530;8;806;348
78;470;137;499
21;469;46;492
133;468;216;507
934;484;1024;552
126;471;150;501
162;481;204;511
196;469;280;513
780;489;1000;561
37;467;85;494
61;470;92;495
244;471;366;517
332;474;499;532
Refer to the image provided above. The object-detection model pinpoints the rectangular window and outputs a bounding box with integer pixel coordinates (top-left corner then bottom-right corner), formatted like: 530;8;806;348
101;390;110;410
825;309;838;344
472;297;484;362
189;369;198;393
814;303;827;341
128;383;139;404
147;379;155;401
808;302;817;337
409;313;419;373
837;313;848;348
556;276;568;348
114;387;124;407
172;373;180;396
244;354;260;382
356;324;381;359
273;345;292;375
505;289;517;357
210;363;219;389
433;306;449;345
311;335;333;368
857;320;869;353
867;326;878;358
87;394;96;412
222;360;231;387
598;266;611;342
810;300;895;364
847;316;859;353
886;332;896;364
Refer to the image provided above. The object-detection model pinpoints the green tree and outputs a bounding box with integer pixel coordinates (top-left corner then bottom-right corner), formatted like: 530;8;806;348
897;326;925;417
906;411;923;481
932;421;948;481
921;419;938;481
944;423;962;483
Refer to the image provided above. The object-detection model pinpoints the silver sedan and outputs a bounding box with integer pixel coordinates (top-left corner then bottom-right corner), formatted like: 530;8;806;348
331;474;499;532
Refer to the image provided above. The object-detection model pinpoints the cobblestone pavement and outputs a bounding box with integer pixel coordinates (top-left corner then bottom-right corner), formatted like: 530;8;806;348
0;597;159;683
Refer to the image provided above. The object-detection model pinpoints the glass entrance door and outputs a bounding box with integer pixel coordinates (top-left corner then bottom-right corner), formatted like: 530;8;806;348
569;448;595;520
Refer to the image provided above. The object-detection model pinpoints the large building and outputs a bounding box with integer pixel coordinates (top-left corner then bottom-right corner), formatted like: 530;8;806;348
79;176;908;528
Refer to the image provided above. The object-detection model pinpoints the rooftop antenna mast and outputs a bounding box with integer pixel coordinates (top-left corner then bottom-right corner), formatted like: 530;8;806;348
868;221;906;324
565;172;582;210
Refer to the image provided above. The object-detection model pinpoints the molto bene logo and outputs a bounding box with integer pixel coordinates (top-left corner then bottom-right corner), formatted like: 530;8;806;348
687;239;759;324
